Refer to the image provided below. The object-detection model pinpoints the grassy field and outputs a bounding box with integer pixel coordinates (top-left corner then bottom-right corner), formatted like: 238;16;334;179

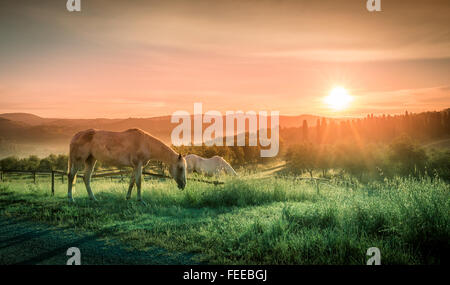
0;174;448;265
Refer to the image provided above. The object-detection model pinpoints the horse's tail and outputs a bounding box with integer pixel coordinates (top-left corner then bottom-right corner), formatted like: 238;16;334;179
67;141;77;175
67;156;71;175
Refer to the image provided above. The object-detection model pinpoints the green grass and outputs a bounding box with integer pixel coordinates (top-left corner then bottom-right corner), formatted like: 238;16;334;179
0;175;448;264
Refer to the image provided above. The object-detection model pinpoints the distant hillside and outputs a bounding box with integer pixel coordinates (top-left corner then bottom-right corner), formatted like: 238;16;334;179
0;113;53;126
0;113;329;143
0;118;28;136
0;117;70;143
0;112;346;158
0;117;71;158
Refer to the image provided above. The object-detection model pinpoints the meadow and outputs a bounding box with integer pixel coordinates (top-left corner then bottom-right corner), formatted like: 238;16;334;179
0;173;448;265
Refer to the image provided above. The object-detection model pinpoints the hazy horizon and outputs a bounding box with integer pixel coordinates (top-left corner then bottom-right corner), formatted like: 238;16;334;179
4;109;448;121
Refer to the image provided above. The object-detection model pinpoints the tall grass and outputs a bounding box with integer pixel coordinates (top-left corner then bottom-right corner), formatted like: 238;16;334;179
0;175;448;264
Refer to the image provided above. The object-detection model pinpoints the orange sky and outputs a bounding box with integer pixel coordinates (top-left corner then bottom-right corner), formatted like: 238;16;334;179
0;0;449;118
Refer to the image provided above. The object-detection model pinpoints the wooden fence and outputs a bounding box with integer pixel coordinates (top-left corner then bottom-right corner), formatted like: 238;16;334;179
0;169;351;196
0;169;224;196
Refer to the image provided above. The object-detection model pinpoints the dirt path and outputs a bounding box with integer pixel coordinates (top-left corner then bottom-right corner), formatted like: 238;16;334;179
0;216;200;265
423;137;450;149
243;161;287;179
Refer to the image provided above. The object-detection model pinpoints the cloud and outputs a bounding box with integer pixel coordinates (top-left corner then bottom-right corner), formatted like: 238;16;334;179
255;46;450;62
0;1;449;118
351;86;450;114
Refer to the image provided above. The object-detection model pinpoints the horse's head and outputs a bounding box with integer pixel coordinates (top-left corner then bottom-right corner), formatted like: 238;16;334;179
169;153;187;190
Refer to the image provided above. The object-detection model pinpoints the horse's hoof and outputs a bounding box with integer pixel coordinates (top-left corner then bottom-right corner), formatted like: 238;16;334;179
138;200;147;206
68;199;75;204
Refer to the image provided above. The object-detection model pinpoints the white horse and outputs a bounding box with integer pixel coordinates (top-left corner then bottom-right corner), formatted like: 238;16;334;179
185;154;237;177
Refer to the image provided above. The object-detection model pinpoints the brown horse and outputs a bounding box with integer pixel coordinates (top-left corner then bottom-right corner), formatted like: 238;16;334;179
67;128;186;203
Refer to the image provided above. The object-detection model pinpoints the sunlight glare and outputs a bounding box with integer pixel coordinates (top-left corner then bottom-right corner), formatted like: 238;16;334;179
324;87;353;111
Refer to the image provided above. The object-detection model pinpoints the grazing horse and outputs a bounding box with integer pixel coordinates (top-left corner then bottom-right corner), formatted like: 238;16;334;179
185;154;237;177
67;128;187;203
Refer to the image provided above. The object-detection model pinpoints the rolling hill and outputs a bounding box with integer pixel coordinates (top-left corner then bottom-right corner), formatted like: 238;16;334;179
0;112;334;158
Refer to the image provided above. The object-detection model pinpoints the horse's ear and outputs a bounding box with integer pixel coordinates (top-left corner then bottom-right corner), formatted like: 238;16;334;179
178;153;182;160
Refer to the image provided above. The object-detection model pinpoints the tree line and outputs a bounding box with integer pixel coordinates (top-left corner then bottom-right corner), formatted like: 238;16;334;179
282;109;450;145
285;134;449;181
0;154;68;172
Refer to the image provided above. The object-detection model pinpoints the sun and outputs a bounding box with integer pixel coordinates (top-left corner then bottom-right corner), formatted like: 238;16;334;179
324;87;353;111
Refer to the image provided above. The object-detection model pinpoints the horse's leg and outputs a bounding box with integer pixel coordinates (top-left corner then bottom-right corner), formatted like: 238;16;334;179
126;174;135;200
68;163;79;203
135;163;145;204
83;156;97;201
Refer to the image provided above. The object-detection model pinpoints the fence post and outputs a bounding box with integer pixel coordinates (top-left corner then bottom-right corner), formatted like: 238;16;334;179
61;172;64;183
33;171;36;183
51;171;55;196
